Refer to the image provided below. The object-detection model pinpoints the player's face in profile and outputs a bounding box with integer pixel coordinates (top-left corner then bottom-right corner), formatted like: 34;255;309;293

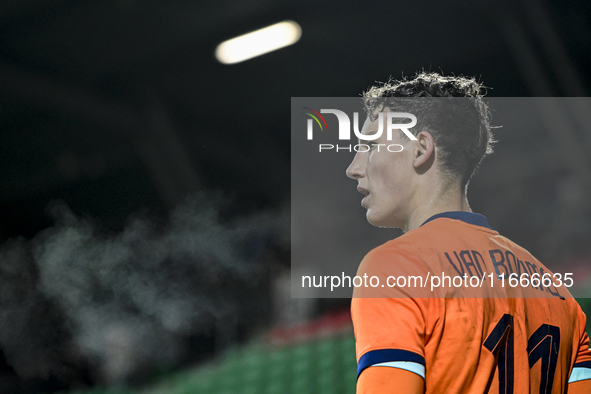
346;113;415;228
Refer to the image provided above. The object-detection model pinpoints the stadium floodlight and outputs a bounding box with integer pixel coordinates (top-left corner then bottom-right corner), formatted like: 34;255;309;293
215;20;301;64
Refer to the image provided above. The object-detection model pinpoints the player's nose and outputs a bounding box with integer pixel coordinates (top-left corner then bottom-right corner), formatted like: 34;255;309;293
346;152;365;180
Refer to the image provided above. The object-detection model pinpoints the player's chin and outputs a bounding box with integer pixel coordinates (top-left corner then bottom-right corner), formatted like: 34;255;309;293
366;209;399;228
366;211;387;227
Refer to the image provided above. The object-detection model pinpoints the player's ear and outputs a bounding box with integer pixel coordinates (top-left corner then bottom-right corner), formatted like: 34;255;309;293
413;131;435;168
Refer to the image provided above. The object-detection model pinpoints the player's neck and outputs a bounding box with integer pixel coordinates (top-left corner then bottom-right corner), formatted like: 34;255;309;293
404;186;470;232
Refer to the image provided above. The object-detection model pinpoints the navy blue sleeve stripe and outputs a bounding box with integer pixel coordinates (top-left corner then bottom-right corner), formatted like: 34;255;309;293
574;361;591;369
357;349;425;378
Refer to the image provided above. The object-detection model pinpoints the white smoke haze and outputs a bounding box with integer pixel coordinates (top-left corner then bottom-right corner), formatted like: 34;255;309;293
0;195;288;387
0;238;80;381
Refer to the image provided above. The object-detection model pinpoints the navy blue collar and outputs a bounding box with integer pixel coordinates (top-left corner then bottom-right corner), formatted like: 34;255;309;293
421;211;493;230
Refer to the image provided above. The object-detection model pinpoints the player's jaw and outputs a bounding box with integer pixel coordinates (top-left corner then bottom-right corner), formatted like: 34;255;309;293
349;166;409;229
364;193;402;228
358;166;416;229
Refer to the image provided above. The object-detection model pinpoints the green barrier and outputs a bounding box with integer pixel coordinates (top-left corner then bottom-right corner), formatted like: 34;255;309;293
68;333;357;394
65;297;591;394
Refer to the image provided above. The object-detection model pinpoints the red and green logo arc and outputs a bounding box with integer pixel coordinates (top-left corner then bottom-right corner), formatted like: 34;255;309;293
303;107;328;131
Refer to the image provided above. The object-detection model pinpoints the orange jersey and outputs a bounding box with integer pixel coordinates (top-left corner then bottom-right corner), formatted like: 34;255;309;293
352;212;591;393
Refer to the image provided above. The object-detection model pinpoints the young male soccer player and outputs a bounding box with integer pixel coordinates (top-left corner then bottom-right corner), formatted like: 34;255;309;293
346;73;591;393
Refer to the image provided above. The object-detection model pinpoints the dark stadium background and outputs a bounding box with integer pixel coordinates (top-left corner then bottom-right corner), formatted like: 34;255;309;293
0;0;590;393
